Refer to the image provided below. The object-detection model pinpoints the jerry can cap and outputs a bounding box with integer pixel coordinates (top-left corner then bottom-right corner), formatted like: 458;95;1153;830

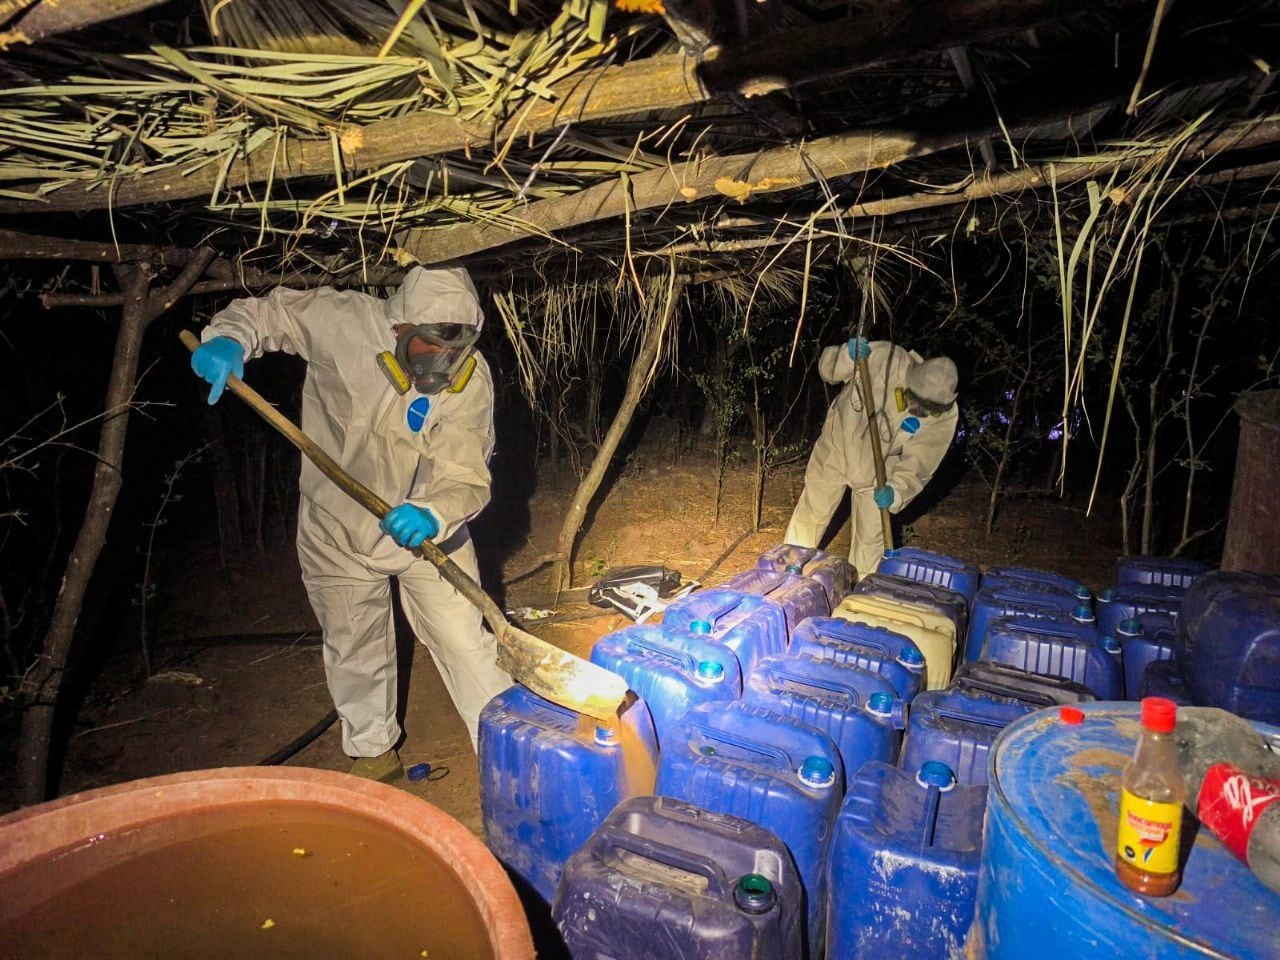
1117;617;1143;637
1072;584;1092;600
784;563;804;574
689;619;713;636
594;725;618;746
916;760;957;791
1099;587;1119;602
1101;635;1121;653
734;874;776;914
1070;604;1096;624
798;755;836;788
695;659;725;683
867;691;895;716
898;646;925;668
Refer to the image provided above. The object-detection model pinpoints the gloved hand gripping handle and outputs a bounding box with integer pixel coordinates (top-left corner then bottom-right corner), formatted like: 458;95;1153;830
855;352;894;549
179;330;628;722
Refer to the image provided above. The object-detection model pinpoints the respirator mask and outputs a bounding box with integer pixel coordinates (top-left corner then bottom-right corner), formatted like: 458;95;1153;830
378;322;480;396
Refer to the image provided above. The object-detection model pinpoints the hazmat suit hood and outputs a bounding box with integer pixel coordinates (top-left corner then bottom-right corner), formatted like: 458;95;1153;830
385;266;485;332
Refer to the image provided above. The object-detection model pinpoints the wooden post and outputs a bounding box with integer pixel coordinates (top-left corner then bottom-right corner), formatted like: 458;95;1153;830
551;273;683;594
15;249;215;805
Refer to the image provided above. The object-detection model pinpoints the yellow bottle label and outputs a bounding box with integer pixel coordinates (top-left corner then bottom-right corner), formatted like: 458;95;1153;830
1116;788;1182;875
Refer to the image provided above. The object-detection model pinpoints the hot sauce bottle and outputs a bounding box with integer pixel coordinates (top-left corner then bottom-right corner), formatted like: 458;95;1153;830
1116;697;1185;896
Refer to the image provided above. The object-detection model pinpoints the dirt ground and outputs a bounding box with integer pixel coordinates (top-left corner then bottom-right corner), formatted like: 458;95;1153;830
36;433;1122;834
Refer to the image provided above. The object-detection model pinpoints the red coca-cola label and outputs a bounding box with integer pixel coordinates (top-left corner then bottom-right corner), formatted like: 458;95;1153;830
1197;762;1280;862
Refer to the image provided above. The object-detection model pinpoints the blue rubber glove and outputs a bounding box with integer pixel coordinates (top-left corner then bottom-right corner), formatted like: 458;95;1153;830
381;504;440;548
847;337;871;360
873;484;895;509
191;336;245;405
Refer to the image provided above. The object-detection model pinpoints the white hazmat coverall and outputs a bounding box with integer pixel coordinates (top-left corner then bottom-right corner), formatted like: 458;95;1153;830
785;340;958;579
203;267;513;755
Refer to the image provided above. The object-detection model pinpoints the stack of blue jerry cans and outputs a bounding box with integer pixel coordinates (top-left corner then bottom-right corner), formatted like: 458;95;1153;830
722;567;831;635
967;567;1091;662
663;587;789;674
756;544;852;608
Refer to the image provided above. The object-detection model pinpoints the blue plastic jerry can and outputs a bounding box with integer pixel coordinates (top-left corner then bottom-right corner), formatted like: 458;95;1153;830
554;796;806;960
790;616;926;702
1139;659;1193;705
855;572;969;640
663;587;789;674
878;547;981;603
744;654;907;785
1115;616;1173;701
723;568;831;637
656;700;844;957
477;684;658;903
1095;581;1185;638
757;543;853;608
980;612;1123;700
1114;554;1210;590
951;660;1097;706
966;584;1087;663
827;761;987;960
590;623;741;747
898;686;1035;786
981;565;1092;601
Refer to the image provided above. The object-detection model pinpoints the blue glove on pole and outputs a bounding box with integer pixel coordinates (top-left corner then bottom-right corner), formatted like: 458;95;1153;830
873;484;895;509
847;337;871;360
191;336;246;405
381;504;440;548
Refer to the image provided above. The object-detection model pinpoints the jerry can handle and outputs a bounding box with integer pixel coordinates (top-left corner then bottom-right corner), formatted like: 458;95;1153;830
597;827;729;898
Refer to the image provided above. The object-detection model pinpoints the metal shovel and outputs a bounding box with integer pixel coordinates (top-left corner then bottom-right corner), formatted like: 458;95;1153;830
181;330;628;722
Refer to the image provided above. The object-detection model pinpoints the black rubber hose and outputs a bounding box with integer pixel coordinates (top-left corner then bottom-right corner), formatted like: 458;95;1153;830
258;709;339;766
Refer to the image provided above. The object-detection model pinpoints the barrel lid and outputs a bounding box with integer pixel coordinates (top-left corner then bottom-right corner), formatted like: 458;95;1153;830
989;705;1280;957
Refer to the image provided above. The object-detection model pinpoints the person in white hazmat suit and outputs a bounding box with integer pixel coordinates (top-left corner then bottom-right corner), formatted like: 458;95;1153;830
785;337;959;580
190;266;513;782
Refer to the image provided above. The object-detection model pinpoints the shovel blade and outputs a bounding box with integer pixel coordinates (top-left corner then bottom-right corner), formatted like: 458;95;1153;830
496;626;629;722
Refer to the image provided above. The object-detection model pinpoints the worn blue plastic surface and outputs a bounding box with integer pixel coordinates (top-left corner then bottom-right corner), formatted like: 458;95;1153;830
854;572;969;641
1095;581;1184;638
966;585;1085;662
828;761;987;960
553;796;805;960
1114;554;1210;590
951;660;1096;705
757;544;852;608
1178;570;1280;723
982;565;1090;600
723;568;831;636
790;617;926;702
744;654;906;786
981;616;1122;700
878;547;980;602
663;588;789;673
590;623;741;746
478;685;658;903
973;705;1280;959
1138;659;1191;705
656;700;844;956
1115;617;1173;702
898;687;1035;786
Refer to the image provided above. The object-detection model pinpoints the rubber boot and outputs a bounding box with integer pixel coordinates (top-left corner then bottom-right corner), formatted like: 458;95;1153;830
349;749;404;783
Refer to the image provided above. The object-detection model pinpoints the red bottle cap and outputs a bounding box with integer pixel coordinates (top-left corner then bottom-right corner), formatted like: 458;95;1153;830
1141;696;1177;733
1059;706;1084;725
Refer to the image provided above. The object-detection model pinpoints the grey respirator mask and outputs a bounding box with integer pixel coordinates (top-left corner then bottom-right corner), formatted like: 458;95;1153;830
379;322;480;396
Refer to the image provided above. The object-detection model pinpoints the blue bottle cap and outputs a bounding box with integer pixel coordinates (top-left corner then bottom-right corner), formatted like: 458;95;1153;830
1117;617;1143;637
733;874;776;914
695;659;725;683
784;563;803;575
884;548;901;558
798;755;836;788
1101;635;1121;654
594;725;618;746
916;760;956;791
406;762;432;782
1099;587;1119;602
897;646;925;669
1072;584;1092;600
689;619;713;636
867;692;894;716
1070;604;1096;624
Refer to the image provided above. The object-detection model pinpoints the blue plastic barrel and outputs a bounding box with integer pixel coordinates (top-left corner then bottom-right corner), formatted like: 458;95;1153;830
972;705;1280;959
723;568;831;637
1178;570;1280;723
663;588;789;674
878;547;981;603
898;687;1035;786
590;623;741;746
982;565;1091;601
790;616;926;702
1114;554;1209;590
980;614;1122;700
1114;617;1172;702
744;654;906;784
854;572;969;640
553;796;805;960
757;543;852;608
656;700;844;956
966;585;1085;662
828;761;987;960
1095;582;1184;638
477;685;658;903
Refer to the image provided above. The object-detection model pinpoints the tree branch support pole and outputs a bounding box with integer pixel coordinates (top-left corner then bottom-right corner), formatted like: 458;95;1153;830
16;249;215;805
552;273;683;595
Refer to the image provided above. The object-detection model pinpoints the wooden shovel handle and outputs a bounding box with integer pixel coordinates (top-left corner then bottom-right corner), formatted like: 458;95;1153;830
855;352;895;549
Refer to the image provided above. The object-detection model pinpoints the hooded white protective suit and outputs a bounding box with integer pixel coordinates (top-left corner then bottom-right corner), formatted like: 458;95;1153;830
785;340;958;579
203;267;513;755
